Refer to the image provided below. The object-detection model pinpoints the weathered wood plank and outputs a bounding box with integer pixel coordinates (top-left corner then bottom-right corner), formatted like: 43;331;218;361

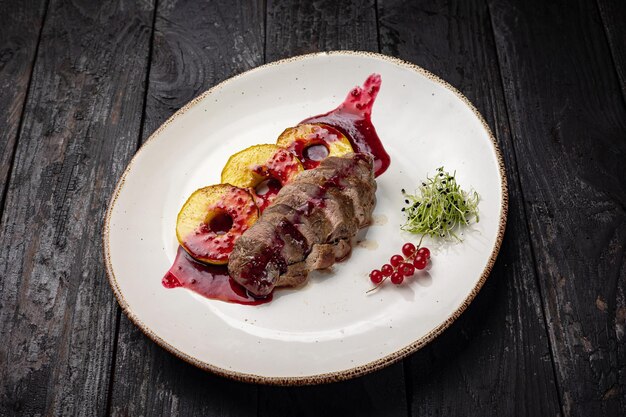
259;364;407;417
489;0;626;415
0;0;48;206
258;2;407;416
0;0;155;415
597;0;626;101
378;0;563;415
139;0;266;142
108;1;264;416
265;0;378;62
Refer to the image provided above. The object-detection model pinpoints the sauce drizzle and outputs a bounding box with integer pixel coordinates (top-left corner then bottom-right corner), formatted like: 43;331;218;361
163;246;271;305
301;73;390;176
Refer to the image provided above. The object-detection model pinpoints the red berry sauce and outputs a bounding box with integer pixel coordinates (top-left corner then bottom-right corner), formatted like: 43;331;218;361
301;74;390;177
163;246;272;305
284;124;344;170
251;148;301;211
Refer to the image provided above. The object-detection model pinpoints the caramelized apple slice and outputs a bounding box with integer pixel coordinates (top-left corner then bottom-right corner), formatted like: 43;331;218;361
221;144;303;211
176;184;258;265
276;123;353;169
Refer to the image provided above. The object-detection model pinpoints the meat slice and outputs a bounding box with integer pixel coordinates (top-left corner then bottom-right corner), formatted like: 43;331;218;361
272;182;359;242
228;153;376;297
242;216;308;267
262;203;324;247
294;168;376;227
280;239;352;288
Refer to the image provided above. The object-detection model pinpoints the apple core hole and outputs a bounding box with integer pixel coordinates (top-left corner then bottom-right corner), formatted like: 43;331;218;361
255;177;282;196
209;211;233;235
303;143;329;161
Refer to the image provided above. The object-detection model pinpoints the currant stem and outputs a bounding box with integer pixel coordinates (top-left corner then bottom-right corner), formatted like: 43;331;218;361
366;276;388;293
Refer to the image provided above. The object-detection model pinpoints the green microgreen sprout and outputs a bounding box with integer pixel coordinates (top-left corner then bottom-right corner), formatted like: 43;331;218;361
401;167;479;241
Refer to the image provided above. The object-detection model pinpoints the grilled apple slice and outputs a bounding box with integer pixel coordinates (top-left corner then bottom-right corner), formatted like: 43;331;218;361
176;184;258;264
221;144;303;211
276;123;353;169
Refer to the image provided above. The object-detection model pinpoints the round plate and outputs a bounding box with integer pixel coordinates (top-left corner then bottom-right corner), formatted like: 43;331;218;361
104;51;507;385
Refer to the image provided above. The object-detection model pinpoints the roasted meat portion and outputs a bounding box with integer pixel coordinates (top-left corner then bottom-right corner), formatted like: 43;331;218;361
228;153;377;297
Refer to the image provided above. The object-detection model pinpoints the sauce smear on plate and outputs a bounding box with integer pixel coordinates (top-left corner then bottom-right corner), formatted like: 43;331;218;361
163;246;271;305
301;73;390;176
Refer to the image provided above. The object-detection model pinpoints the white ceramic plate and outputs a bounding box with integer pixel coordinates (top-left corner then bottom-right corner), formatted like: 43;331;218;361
104;51;507;385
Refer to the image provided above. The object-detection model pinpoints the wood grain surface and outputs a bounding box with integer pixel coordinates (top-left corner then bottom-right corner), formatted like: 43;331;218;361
265;0;378;62
0;0;624;415
379;0;562;415
0;0;47;210
0;0;155;415
489;0;626;415
597;0;626;100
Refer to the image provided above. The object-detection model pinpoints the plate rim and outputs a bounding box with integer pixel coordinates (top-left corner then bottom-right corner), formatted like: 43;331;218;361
102;50;509;385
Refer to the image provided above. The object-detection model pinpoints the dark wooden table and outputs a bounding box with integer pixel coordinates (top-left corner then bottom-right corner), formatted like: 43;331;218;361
1;0;624;415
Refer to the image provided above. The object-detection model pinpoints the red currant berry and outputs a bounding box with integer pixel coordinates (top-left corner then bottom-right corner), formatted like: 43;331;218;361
390;254;404;267
417;247;431;259
381;264;394;276
414;256;427;270
391;271;404;284
402;243;416;257
400;262;415;276
370;270;383;284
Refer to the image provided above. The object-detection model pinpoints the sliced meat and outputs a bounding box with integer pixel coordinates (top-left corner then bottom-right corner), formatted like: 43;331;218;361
276;238;352;288
229;153;376;297
294;168;376;227
227;235;286;296
246;216;308;265
272;182;358;242
304;239;352;270
310;154;376;226
263;203;325;247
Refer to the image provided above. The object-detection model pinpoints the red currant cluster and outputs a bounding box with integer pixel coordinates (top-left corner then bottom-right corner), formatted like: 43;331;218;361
369;243;431;288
